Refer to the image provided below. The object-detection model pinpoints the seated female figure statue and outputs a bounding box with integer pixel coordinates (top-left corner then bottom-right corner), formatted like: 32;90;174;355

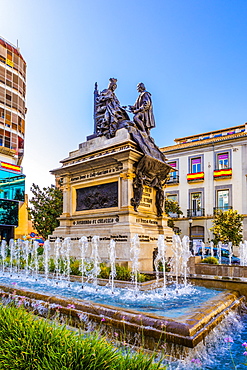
95;78;130;138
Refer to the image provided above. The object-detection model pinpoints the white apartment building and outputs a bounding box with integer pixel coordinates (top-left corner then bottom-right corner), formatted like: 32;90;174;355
162;123;247;246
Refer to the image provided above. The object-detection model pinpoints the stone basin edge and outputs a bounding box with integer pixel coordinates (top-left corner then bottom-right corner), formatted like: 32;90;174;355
0;283;243;349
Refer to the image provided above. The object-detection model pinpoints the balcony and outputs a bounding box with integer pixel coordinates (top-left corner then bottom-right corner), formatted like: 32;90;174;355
214;167;232;179
168;212;180;218
187;208;205;217
187;172;204;182
166;173;179;185
213;206;233;214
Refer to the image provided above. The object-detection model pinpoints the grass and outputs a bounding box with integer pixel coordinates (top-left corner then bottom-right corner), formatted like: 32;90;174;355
0;304;166;370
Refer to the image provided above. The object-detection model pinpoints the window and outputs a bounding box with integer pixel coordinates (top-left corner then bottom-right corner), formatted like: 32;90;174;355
191;158;201;173
166;193;179;218
0;66;5;84
0;108;4;124
217;153;229;169
6;93;11;107
190;192;203;216
217;190;229;211
167;161;179;183
191;192;201;210
167;194;178;202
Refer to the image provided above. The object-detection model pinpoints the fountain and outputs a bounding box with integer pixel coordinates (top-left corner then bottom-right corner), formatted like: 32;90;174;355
201;241;206;260
130;234;140;296
0;235;244;359
90;235;101;289
240;240;247;266
181;235;191;287
54;237;61;280
43;240;50;281
217;241;222;264
210;241;214;258
154;234;168;295
171;235;183;292
9;239;15;275
79;236;88;288
0;240;7;274
228;241;233;266
109;239;116;294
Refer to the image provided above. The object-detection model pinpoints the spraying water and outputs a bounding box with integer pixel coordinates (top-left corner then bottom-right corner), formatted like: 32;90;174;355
228;241;232;266
90;236;101;289
9;239;15;275
210;241;214;258
171;235;182;292
54;238;61;280
192;240;197;256
16;239;22;275
154;235;167;295
32;240;39;280
24;240;29;278
0;240;7;274
43;240;50;281
79;236;88;288
62;237;71;283
201;241;206;260
217;241;222;265
181;235;191;287
240;240;247;266
130;234;140;295
109;239;116;293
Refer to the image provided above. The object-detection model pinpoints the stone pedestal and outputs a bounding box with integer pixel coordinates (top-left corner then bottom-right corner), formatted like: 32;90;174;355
50;128;173;271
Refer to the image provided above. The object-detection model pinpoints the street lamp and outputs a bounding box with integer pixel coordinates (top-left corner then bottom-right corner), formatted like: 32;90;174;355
189;218;193;253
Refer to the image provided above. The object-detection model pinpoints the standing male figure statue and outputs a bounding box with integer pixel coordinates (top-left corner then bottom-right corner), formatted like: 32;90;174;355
129;83;155;135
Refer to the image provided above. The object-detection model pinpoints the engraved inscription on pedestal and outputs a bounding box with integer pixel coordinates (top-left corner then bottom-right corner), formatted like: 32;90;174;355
76;182;118;211
139;186;153;209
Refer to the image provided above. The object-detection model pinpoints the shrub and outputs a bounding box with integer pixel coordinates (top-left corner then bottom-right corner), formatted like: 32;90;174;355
70;259;82;276
115;264;132;281
99;263;111;279
0;304;166;369
37;246;44;255
201;256;219;265
98;263;149;282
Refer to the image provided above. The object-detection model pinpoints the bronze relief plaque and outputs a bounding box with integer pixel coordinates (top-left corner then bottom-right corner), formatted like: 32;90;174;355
76;182;118;211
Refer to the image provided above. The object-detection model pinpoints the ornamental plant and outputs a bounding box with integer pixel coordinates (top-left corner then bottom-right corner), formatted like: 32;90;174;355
164;199;183;232
201;256;219;265
210;209;244;246
0;304;166;370
28;183;63;239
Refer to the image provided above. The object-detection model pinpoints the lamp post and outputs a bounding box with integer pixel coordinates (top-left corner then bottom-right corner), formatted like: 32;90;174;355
189;218;193;253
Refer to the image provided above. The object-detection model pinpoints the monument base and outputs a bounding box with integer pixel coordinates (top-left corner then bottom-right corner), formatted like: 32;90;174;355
50;128;173;272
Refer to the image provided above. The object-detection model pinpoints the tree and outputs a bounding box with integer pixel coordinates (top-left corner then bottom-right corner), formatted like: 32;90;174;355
210;209;244;246
28;183;63;239
164;199;183;233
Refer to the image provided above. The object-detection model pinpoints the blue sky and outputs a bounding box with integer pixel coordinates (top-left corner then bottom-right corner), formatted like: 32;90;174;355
1;0;247;195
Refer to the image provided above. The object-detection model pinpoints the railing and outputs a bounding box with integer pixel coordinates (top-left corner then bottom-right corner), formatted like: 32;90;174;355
214;167;232;179
187;172;204;182
168;212;180;218
213;206;233;214
187;208;205;217
166;174;179;184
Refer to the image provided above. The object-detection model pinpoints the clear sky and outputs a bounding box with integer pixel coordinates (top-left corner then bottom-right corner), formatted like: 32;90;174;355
1;0;247;196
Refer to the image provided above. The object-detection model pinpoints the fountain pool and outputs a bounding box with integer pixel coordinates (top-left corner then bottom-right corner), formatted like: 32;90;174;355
0;236;245;358
0;273;223;318
0;270;243;356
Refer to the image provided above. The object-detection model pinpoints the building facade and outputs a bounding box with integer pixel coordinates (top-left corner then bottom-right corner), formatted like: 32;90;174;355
162;123;247;247
0;37;26;240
